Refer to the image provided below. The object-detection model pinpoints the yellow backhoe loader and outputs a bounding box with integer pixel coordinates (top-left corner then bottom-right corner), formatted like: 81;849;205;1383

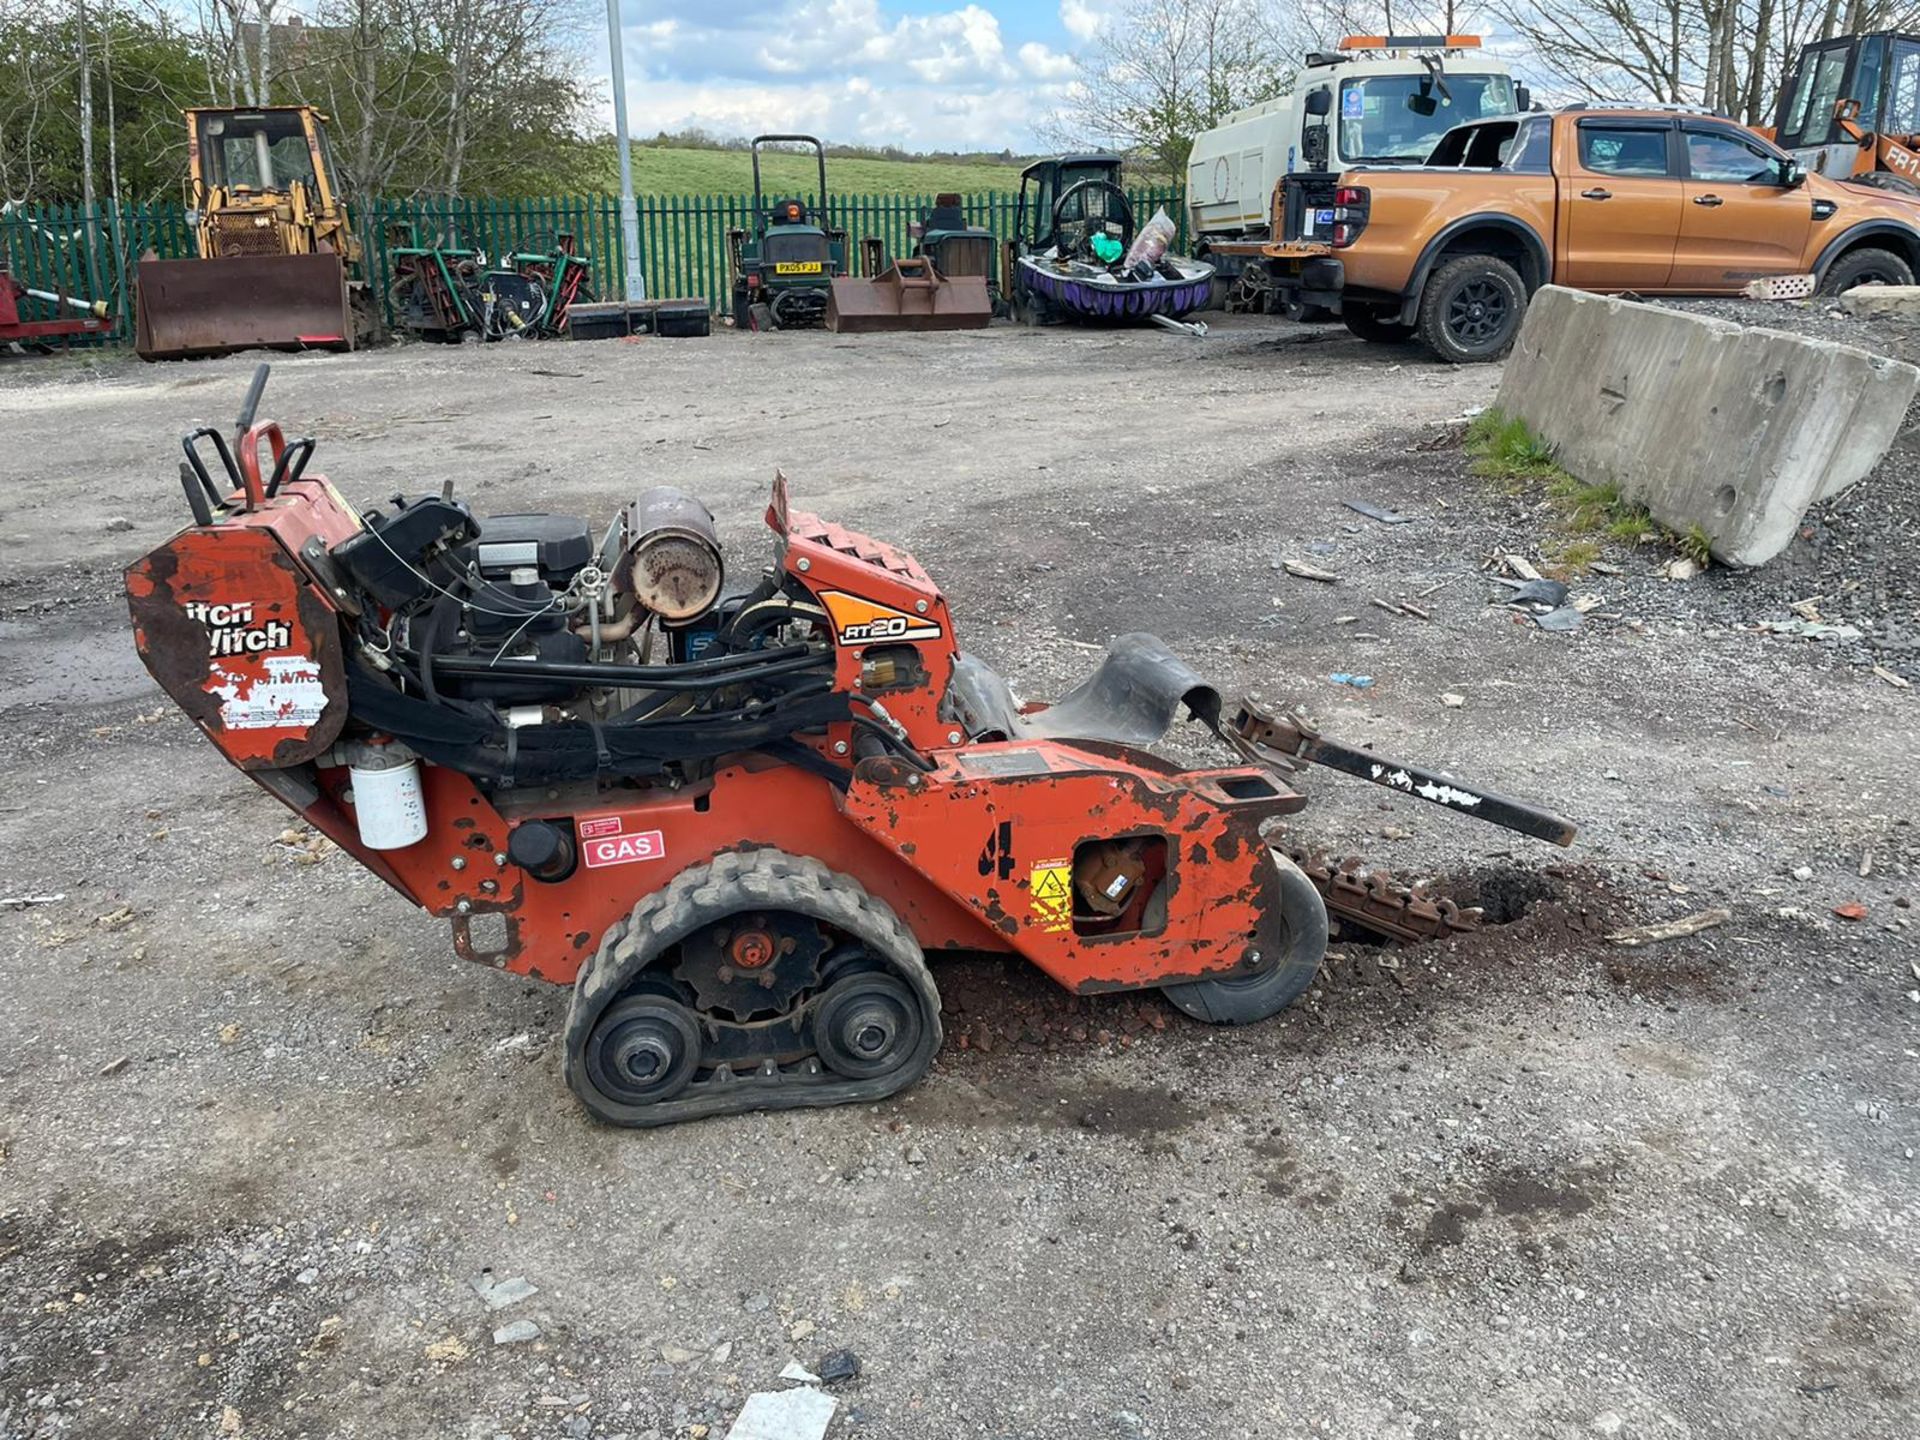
136;106;376;360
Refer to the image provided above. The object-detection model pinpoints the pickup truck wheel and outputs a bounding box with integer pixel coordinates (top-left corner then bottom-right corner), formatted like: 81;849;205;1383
1818;247;1915;295
1418;254;1526;363
1342;307;1417;342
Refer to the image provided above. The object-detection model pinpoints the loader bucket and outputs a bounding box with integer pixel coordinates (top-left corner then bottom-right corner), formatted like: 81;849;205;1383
825;257;992;333
136;254;352;361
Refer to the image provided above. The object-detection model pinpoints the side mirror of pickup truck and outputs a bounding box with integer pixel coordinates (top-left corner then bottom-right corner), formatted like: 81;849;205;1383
1780;160;1806;188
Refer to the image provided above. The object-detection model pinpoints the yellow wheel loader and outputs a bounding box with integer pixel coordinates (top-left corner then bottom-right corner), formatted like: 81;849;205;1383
136;106;377;360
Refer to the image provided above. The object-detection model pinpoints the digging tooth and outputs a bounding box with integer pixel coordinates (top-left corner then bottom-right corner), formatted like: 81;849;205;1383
1282;844;1484;945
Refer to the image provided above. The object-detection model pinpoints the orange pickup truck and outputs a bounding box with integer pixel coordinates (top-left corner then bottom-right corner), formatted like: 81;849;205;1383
1260;104;1920;361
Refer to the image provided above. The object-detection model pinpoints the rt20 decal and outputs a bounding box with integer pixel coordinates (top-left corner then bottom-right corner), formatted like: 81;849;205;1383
817;590;943;645
581;818;668;869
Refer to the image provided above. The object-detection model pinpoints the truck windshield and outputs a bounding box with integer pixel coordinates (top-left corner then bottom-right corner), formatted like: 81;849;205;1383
1338;73;1517;164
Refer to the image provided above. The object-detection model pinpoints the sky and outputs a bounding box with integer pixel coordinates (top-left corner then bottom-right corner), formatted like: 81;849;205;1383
594;0;1117;152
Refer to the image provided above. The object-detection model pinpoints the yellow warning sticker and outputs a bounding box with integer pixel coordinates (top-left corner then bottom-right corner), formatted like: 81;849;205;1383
1030;859;1072;933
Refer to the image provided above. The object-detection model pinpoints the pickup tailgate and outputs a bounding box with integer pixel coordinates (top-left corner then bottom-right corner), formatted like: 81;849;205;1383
1288;168;1546;296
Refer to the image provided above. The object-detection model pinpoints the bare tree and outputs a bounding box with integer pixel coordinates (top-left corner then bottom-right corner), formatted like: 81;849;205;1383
1492;0;1920;122
1049;0;1284;177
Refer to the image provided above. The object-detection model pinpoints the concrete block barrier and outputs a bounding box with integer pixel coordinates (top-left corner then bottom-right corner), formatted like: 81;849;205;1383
1495;285;1919;568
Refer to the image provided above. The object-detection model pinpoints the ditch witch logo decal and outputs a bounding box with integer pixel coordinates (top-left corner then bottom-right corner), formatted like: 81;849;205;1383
818;590;943;645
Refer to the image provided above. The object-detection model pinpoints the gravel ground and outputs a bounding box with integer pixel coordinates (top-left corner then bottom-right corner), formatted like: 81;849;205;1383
0;311;1915;1440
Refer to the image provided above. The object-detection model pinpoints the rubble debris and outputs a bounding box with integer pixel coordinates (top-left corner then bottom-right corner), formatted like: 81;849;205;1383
1831;902;1869;922
1533;605;1584;633
1328;673;1375;689
1503;578;1570;608
778;1361;821;1383
1281;559;1341;583
493;1319;541;1345
469;1270;539;1310
1501;553;1543;581
1873;666;1911;689
816;1350;861;1385
1;894;64;908
1441;693;1466;708
1606;908;1732;947
1838;283;1920;317
1342;499;1412;525
725;1386;836;1440
1741;274;1815;301
1758;617;1864;642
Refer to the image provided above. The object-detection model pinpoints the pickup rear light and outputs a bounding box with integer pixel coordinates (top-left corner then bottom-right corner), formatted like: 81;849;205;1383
1329;185;1369;247
1335;186;1367;206
1332;223;1356;246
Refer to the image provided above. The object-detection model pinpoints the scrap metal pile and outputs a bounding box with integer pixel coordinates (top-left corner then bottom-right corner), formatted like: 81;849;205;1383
385;226;593;342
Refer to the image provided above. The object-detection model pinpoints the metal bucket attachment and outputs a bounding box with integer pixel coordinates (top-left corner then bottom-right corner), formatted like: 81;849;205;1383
825;258;992;333
136;254;352;361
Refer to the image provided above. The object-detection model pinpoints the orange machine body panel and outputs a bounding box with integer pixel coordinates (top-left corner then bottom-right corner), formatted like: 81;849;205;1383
126;472;363;768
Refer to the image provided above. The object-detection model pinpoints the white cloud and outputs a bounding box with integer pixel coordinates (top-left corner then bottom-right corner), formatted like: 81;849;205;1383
1018;41;1077;80
611;0;1083;149
1059;0;1112;43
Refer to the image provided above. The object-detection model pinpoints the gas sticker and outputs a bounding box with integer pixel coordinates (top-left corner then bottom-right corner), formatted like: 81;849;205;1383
818;590;943;644
774;262;824;274
1030;859;1072;933
581;821;667;868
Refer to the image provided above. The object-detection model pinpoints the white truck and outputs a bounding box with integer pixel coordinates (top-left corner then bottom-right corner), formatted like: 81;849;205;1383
1187;36;1525;310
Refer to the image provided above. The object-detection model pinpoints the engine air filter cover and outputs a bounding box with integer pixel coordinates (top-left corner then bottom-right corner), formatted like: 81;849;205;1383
622;486;724;625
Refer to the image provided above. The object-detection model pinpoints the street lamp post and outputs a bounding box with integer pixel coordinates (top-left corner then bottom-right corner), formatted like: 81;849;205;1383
606;0;646;302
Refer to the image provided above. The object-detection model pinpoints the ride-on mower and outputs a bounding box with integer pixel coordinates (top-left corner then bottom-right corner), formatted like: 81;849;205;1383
127;369;1574;1128
727;135;848;330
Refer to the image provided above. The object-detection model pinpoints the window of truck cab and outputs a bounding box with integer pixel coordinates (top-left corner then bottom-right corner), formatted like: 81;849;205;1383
1682;124;1792;184
1337;73;1517;164
1577;123;1675;176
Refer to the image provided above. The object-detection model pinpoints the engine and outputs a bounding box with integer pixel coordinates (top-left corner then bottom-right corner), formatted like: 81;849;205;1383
328;484;738;708
314;482;854;808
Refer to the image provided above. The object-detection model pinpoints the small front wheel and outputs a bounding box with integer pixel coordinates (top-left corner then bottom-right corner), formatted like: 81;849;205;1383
1160;852;1328;1025
1417;254;1527;363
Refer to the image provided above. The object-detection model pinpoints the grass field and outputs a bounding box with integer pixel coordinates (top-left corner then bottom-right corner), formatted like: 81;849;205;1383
605;145;1032;197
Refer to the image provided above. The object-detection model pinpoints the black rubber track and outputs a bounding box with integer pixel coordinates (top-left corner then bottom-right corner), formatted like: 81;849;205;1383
564;848;943;1127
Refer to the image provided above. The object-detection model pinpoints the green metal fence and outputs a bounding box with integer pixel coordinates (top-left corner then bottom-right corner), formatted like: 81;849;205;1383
1;187;1187;345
